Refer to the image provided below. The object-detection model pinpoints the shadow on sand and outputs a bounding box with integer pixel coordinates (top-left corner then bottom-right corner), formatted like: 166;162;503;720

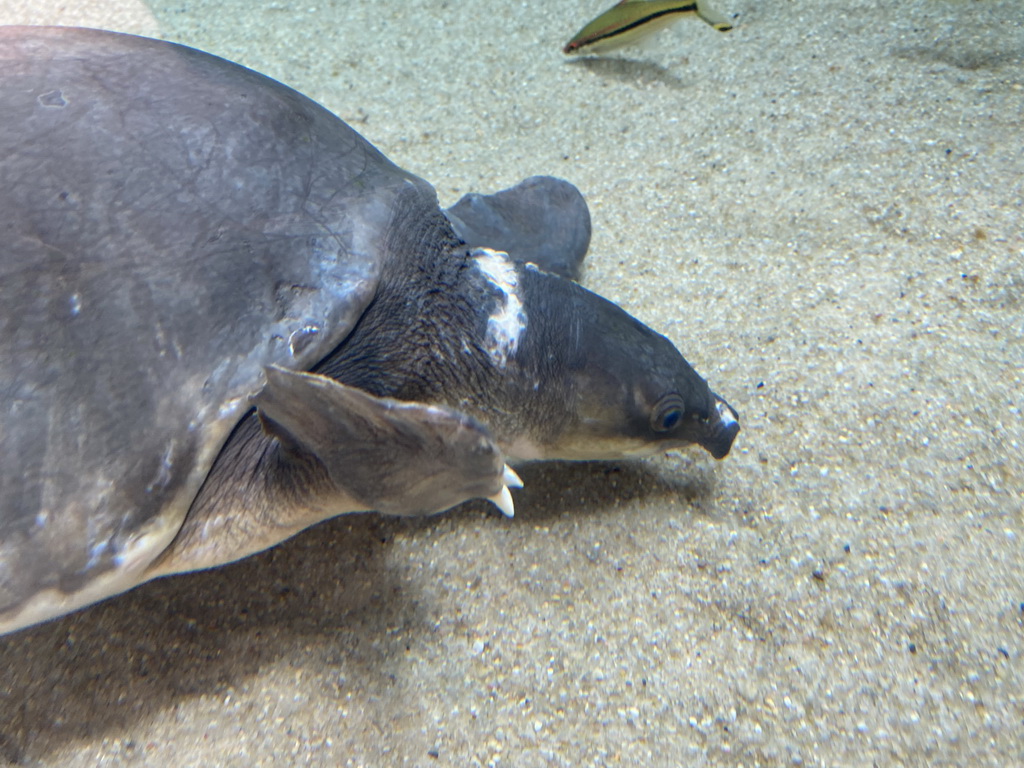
0;458;714;763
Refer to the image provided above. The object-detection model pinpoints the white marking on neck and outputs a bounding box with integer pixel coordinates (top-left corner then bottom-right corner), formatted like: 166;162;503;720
472;248;527;369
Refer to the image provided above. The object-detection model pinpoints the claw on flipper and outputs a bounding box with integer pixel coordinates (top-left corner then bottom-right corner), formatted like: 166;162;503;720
489;485;516;518
503;465;524;489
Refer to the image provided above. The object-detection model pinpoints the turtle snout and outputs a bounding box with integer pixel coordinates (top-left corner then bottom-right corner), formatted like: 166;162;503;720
700;394;740;459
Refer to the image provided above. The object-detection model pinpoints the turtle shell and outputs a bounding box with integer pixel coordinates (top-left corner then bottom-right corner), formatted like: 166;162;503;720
0;26;437;630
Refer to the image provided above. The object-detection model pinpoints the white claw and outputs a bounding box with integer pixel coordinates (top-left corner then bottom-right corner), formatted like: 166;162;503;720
488;485;516;518
503;464;524;489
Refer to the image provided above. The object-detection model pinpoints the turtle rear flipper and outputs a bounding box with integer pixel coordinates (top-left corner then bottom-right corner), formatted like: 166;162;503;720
445;176;591;281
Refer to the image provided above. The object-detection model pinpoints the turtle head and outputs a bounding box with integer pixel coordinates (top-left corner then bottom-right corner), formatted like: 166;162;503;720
323;243;738;465
497;264;740;462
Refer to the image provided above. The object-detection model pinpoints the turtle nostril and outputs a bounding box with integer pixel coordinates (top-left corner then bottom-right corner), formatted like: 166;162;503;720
712;395;739;427
700;395;740;459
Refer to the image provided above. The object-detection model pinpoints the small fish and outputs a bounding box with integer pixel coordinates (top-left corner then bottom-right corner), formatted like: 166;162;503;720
563;0;733;56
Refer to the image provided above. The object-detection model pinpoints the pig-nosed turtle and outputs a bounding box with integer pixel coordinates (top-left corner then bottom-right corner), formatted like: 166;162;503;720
0;26;739;634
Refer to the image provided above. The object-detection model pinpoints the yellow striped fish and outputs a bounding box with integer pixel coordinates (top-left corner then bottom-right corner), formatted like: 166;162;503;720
563;0;733;56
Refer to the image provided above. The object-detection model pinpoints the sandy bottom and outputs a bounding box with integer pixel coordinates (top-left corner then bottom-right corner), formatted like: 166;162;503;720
1;0;1022;765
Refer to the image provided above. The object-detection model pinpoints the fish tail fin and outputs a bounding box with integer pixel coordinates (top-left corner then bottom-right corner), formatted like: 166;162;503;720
696;0;734;31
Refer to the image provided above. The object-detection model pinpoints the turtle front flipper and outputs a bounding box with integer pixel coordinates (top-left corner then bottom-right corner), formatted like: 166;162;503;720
148;367;516;577
445;176;591;281
256;366;514;518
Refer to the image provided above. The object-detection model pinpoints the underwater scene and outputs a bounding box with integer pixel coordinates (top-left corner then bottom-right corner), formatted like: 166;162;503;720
0;0;1021;765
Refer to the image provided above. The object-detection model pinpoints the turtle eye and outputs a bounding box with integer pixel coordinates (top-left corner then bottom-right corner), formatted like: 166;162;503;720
651;395;685;433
